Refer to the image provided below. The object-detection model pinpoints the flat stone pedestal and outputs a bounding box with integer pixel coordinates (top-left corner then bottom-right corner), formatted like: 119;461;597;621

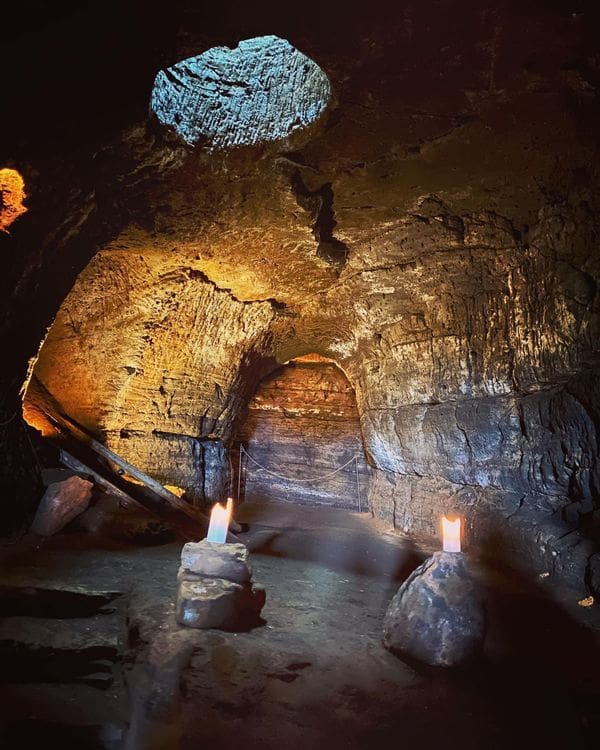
176;540;265;630
383;551;485;667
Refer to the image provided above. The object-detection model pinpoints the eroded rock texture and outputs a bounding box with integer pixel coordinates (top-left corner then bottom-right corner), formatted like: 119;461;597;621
0;169;27;233
151;36;331;150
26;250;277;504
3;2;599;590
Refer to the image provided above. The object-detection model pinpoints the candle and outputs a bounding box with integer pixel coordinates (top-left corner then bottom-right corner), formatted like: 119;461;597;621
442;516;461;553
206;500;232;543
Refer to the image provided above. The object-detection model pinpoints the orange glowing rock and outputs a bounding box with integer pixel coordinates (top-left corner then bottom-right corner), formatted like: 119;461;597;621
164;484;186;497
21;400;60;438
0;168;27;233
442;515;461;553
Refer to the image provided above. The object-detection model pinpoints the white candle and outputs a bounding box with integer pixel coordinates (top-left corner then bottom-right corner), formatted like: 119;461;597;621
442;516;461;553
206;500;232;543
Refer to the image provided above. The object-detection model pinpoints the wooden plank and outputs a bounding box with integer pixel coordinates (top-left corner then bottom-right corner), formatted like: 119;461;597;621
86;435;198;513
60;449;136;508
30;376;240;542
60;448;203;541
68;433;240;542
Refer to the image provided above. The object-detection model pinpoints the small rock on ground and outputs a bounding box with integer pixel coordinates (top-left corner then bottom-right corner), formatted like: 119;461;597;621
31;476;93;536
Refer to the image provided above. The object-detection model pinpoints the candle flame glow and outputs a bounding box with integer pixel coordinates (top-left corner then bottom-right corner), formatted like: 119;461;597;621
442;516;461;553
206;499;232;543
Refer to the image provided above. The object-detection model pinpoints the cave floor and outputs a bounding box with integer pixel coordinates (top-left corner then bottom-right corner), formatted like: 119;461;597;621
1;500;599;749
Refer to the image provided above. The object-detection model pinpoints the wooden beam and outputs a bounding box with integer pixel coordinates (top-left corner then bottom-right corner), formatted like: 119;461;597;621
30;376;240;543
60;449;138;509
60;448;201;541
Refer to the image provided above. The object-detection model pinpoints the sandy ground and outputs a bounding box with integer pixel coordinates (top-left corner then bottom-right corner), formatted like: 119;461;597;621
0;500;599;749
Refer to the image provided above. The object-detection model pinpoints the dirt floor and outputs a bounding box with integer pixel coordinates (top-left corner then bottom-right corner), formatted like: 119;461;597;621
1;500;599;749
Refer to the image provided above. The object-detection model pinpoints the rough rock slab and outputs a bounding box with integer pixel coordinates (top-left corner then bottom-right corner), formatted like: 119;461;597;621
31;476;93;536
180;540;251;583
0;583;122;618
0;615;120;685
0;614;121;653
176;578;264;630
383;551;485;667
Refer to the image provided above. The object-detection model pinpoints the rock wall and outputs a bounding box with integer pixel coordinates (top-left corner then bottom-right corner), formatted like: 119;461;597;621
348;203;600;586
22;189;600;589
24;249;278;503
236;356;369;509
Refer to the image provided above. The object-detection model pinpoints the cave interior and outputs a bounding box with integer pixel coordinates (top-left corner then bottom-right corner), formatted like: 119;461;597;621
1;1;600;748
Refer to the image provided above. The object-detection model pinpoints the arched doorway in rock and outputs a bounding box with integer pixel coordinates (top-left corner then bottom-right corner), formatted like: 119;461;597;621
234;354;369;511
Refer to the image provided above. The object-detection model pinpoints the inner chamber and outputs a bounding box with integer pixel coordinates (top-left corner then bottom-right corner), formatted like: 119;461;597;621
235;354;369;510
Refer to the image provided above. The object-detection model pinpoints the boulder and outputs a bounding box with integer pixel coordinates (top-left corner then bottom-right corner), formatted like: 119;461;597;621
383;551;485;667
180;540;251;583
31;476;93;536
176;578;265;630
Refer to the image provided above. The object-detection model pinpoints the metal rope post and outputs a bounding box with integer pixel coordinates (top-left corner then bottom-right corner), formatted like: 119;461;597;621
237;444;243;501
355;456;362;513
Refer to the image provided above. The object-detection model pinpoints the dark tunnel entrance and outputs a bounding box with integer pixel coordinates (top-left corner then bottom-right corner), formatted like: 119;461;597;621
234;354;369;510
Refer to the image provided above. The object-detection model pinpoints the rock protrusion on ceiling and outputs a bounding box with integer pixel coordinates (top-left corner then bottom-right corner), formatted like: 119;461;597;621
150;35;331;150
0;168;27;233
290;169;348;268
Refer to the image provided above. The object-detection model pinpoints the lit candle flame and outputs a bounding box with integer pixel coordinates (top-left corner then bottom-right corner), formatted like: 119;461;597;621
442;516;461;553
206;499;233;543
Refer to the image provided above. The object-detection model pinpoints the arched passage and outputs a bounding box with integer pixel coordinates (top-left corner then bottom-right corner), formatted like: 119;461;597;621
235;354;369;510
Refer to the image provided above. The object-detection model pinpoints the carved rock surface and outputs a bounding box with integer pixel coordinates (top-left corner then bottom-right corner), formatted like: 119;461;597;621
31;476;93;536
151;35;331;149
180;541;251;583
238;356;369;509
383;552;485;667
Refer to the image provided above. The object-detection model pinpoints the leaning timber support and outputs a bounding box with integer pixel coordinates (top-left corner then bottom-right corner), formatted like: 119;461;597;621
60;449;138;510
59;446;206;541
29;376;240;542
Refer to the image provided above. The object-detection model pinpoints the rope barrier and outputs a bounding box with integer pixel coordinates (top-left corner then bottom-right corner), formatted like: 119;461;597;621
239;444;360;484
